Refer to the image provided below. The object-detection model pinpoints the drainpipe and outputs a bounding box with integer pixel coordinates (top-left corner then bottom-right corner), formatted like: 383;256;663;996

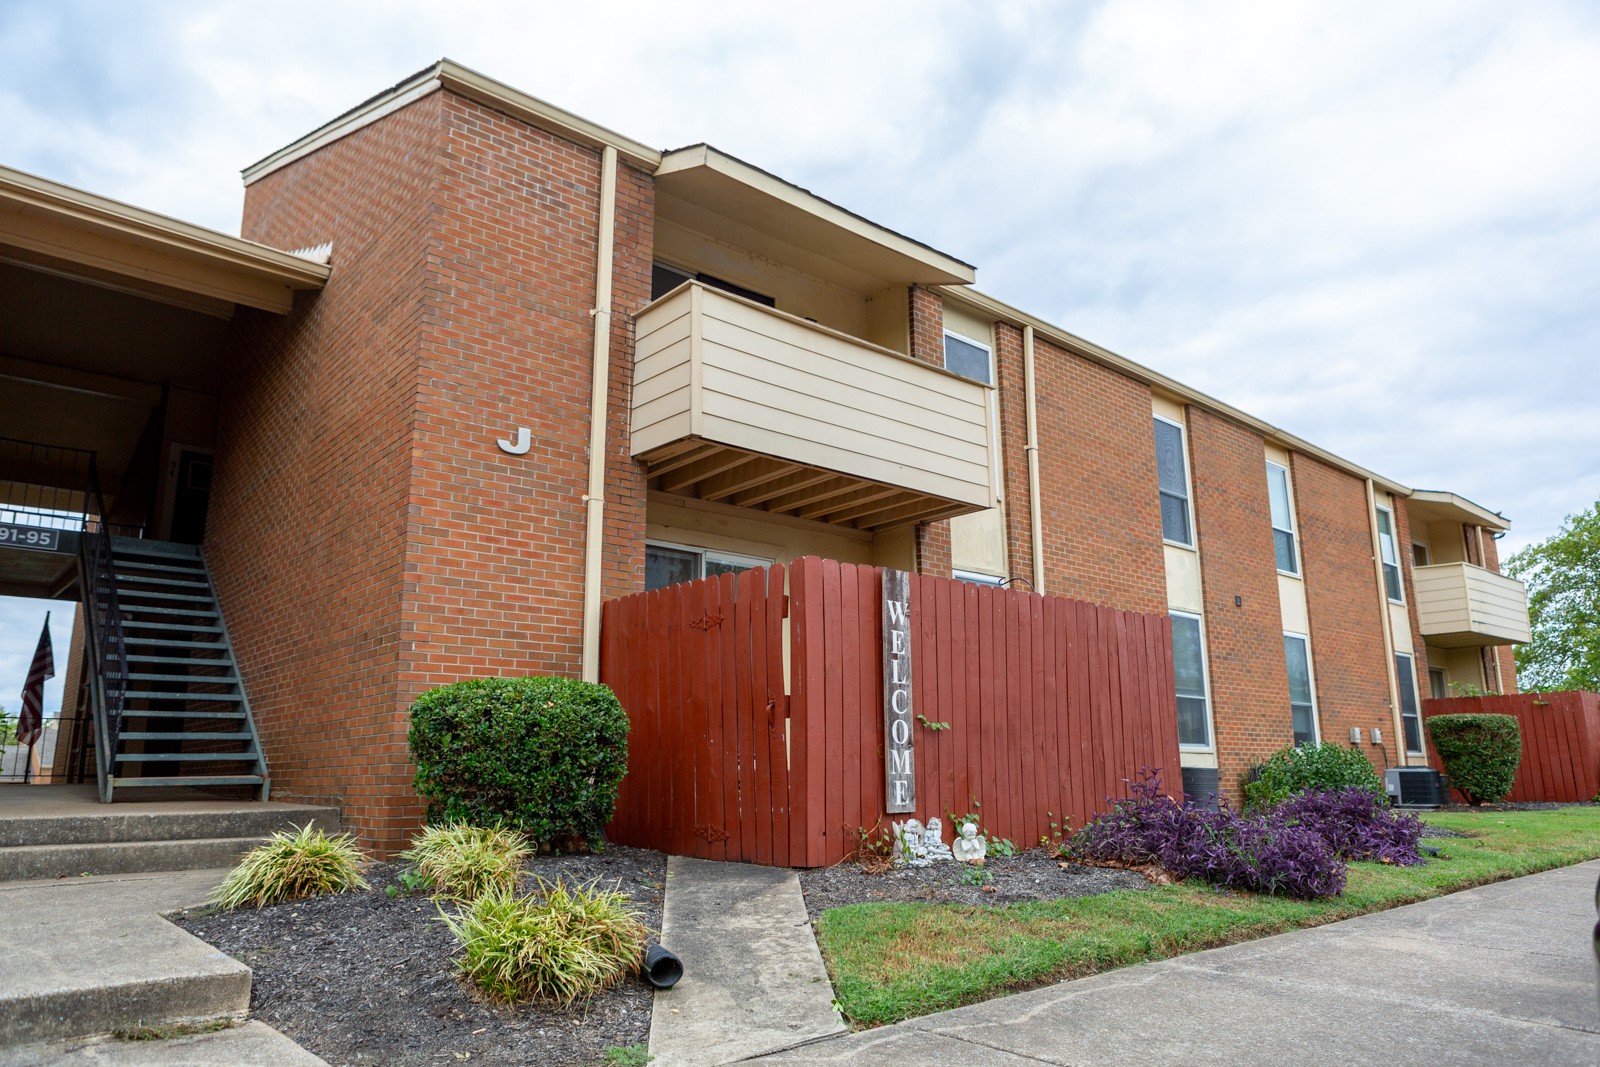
1366;479;1407;762
1022;325;1045;593
580;145;619;684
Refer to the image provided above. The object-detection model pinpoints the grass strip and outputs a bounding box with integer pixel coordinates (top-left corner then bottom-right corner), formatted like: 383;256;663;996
816;807;1600;1026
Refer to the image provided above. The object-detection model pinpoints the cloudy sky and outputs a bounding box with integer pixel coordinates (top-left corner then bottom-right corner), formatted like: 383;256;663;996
1;1;1596;711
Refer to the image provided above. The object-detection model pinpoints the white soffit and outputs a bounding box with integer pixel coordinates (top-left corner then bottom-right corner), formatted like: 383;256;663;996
1409;490;1511;531
656;145;976;289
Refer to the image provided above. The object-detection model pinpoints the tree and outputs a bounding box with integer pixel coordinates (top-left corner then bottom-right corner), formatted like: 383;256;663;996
1505;502;1600;692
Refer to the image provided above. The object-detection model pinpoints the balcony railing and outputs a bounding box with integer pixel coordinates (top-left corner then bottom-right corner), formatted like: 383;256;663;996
1412;562;1531;647
631;282;995;531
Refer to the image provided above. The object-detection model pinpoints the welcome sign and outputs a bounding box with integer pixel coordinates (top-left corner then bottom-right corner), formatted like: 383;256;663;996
882;568;915;812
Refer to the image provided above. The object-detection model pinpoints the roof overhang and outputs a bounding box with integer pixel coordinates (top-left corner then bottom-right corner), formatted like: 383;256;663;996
942;286;1414;497
1408;490;1510;532
0;165;329;316
243;59;663;185
656;145;976;292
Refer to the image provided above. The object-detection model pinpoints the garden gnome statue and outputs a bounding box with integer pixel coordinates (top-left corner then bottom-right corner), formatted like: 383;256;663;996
952;820;987;865
923;818;953;863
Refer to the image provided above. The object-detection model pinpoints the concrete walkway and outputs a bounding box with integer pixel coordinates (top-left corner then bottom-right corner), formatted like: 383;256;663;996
751;860;1600;1065
648;856;847;1065
0;869;325;1065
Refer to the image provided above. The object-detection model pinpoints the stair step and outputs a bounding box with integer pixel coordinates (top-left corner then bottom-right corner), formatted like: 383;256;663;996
118;731;252;742
111;538;201;560
111;775;265;788
122;641;228;653
112;558;207;574
119;709;245;720
0;835;268;882
125;691;243;703
111;573;211;589
116;752;260;763
126;654;230;665
119;605;220;618
0;802;339;849
120;620;224;633
125;672;239;685
117;589;216;604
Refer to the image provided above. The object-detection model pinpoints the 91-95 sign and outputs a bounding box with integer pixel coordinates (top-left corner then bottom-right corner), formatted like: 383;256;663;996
0;523;62;552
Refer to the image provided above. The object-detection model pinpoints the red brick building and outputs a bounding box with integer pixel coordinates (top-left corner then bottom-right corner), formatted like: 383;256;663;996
0;61;1530;850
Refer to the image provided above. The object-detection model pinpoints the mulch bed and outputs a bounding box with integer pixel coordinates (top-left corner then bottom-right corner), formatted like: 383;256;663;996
176;845;666;1067
1435;800;1599;813
798;848;1147;918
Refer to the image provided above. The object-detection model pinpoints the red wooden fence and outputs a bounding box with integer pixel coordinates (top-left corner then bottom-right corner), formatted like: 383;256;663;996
1421;692;1600;803
601;557;1181;867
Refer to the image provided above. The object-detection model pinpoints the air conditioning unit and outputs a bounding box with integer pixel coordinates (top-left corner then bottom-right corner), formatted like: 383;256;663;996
1386;767;1448;808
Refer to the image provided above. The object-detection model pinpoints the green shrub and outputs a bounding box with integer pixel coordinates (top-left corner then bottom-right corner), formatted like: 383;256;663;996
440;878;651;1004
400;822;531;901
409;676;630;850
1242;742;1385;810
1426;714;1522;805
211;823;369;909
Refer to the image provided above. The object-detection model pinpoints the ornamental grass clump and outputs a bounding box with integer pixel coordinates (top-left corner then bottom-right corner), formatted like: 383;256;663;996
440;877;651;1005
1277;787;1424;866
1427;714;1522;805
211;823;369;909
400;822;531;902
1070;771;1346;899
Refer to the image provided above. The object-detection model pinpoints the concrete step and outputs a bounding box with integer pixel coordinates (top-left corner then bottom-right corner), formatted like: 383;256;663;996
0;795;339;849
0;870;249;1049
0;836;270;882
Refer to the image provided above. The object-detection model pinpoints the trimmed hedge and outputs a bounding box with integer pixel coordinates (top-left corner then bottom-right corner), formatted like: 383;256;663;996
1242;742;1385;811
1426;713;1521;805
409;676;630;850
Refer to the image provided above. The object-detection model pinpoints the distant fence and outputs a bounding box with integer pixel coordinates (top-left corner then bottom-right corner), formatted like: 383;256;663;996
1422;691;1600;803
601;556;1181;867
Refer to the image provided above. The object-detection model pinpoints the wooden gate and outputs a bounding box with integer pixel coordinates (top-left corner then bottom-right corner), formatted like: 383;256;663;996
601;557;1181;866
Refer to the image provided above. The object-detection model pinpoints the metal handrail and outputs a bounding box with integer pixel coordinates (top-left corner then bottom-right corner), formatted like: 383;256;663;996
77;457;129;794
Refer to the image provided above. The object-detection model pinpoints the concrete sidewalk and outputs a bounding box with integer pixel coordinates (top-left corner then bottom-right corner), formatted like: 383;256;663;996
752;860;1600;1065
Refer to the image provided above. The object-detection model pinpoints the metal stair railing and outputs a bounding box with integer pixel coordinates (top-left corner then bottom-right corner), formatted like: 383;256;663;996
77;457;130;802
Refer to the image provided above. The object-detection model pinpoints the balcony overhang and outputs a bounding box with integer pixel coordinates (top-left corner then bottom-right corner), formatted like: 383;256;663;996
632;283;995;532
655;146;976;295
1408;489;1510;533
1414;562;1531;648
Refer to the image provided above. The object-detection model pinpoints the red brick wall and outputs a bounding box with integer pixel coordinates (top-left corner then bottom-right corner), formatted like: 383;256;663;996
908;286;951;577
1029;339;1166;614
213;92;442;845
1290;454;1395;773
993;322;1034;583
214;90;653;852
1187;410;1289;795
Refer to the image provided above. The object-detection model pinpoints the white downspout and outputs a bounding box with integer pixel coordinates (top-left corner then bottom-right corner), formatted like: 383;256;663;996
580;145;619;683
1022;325;1045;593
1366;479;1406;763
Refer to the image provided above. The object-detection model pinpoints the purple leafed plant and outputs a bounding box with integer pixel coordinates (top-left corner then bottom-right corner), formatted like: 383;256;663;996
1070;770;1347;899
1276;787;1425;866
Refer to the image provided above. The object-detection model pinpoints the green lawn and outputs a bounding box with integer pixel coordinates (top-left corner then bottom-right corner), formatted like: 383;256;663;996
815;807;1600;1027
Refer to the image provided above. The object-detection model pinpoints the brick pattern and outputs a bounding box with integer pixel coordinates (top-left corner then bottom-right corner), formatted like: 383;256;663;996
1188;409;1289;797
993;322;1035;583
1289;454;1396;774
1028;339;1167;614
213;92;444;845
908;285;952;577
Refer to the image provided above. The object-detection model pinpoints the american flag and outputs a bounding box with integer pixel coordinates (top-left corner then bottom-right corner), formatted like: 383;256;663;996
16;614;53;749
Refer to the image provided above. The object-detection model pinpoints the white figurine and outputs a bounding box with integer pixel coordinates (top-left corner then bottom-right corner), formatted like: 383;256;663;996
923;817;954;863
892;818;931;868
951;821;987;864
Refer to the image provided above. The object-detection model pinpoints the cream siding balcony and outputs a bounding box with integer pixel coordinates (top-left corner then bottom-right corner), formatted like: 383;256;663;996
631;283;994;531
1412;562;1532;647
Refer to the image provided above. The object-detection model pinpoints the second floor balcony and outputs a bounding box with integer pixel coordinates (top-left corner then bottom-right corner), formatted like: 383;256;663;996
1412;562;1531;647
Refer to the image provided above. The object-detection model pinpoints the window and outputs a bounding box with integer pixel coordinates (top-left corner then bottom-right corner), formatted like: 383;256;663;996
1283;634;1317;746
650;262;775;307
1375;505;1403;602
1154;416;1193;546
1266;462;1298;575
942;330;992;385
1396;652;1423;753
1170;612;1213;748
953;569;1004;587
645;541;770;591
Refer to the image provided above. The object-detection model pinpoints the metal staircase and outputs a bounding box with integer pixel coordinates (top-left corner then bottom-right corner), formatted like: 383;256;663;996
77;461;268;800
